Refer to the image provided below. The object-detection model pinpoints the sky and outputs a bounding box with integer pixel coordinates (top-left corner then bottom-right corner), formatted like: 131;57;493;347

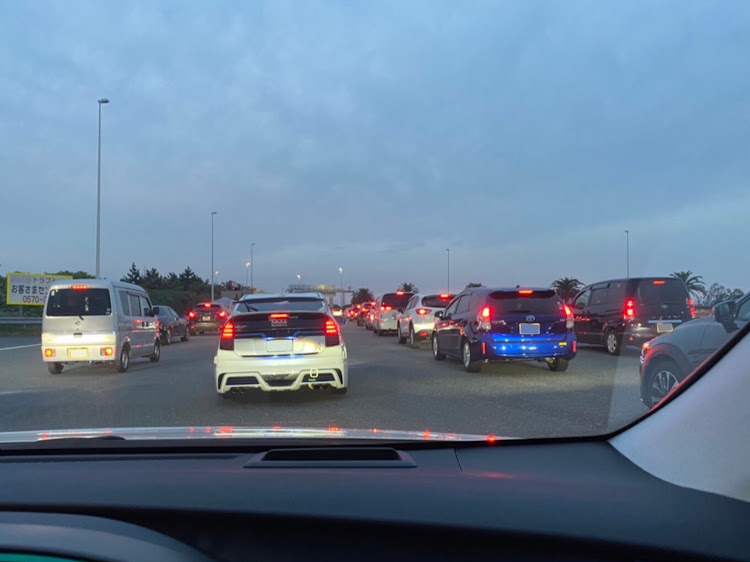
1;0;749;296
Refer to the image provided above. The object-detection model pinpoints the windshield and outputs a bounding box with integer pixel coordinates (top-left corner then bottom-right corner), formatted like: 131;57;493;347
0;1;747;444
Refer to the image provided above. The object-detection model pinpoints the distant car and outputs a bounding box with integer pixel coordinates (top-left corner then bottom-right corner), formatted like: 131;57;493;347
152;305;190;344
571;277;694;355
639;292;750;407
432;287;576;372
187;302;229;334
396;293;454;347
214;293;348;397
373;291;414;336
357;303;372;327
364;301;377;330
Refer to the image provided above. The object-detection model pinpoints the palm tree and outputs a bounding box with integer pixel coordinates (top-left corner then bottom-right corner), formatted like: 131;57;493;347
670;271;707;300
550;277;583;303
398;282;418;293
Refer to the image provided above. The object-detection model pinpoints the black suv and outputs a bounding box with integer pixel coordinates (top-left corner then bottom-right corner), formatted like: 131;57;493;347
432;287;576;373
571;277;693;355
639;292;750;407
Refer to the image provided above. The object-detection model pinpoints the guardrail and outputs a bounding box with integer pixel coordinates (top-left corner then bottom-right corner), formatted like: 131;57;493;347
0;317;42;325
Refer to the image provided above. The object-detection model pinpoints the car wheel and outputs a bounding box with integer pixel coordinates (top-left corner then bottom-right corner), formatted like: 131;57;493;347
330;386;348;394
181;327;190;342
219;390;233;400
547;357;570;372
605;329;622;356
164;327;172;345
47;362;64;375
432;335;446;361
646;359;683;407
149;339;161;362
199;331;205;335
462;340;482;373
397;324;407;344
409;325;419;348
116;346;130;373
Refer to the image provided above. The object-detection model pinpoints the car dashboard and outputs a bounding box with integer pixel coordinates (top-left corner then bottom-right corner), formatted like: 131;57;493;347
0;440;748;562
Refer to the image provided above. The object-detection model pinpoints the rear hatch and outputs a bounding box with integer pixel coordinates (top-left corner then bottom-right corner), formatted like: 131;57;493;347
415;294;454;321
380;293;413;313
631;278;691;328
191;303;226;323
222;312;338;357
487;290;567;338
42;286;114;340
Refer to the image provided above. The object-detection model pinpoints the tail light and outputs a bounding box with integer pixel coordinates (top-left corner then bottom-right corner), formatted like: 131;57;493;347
687;298;695;318
518;289;533;295
220;322;234;350
416;308;429;315
44;349;55;357
563;304;574;329
203;303;211;308
187;311;196;319
624;299;636;320
71;284;88;291
325;318;340;346
477;306;492;331
217;310;227;319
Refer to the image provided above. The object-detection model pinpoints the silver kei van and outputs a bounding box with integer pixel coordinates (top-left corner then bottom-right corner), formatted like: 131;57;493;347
41;279;161;374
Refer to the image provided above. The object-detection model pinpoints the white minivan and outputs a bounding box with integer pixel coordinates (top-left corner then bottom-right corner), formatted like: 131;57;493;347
41;279;161;374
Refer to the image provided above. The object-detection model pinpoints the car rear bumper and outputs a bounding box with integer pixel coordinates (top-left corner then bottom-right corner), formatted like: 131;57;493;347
624;322;682;347
214;349;348;393
378;316;399;331
191;321;222;332
41;332;119;363
481;334;577;360
410;321;435;340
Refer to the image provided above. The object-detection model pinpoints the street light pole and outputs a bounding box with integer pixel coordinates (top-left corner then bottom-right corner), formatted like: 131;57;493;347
211;211;217;301
250;242;255;293
338;267;344;307
625;230;630;278
245;262;250;292
446;248;450;292
95;98;109;278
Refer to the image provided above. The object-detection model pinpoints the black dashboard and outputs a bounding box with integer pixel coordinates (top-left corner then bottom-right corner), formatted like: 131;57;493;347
0;440;747;561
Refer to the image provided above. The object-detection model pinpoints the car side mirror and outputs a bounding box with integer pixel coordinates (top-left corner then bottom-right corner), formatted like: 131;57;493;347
574;301;584;310
434;311;443;319
152;306;160;315
714;301;736;324
145;308;155;317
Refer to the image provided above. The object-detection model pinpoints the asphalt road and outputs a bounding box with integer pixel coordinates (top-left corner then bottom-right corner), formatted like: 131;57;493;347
0;325;647;438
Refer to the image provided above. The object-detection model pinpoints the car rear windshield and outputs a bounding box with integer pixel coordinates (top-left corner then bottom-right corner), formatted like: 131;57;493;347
489;290;562;315
422;295;454;308
634;279;688;303
195;304;222;310
46;288;112;317
238;298;326;312
382;293;412;308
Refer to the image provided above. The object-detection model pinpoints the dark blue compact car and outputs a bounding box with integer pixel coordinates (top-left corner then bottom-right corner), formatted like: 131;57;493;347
432;287;577;372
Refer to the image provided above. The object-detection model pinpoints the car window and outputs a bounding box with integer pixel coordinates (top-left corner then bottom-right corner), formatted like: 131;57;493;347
444;297;462;316
128;294;141;317
421;295;454;308
456;293;472;314
118;290;131;316
46;288;112;317
591;287;609;306
489;291;562;315
635;279;689;304
736;298;750;322
574;290;591;309
138;295;152;317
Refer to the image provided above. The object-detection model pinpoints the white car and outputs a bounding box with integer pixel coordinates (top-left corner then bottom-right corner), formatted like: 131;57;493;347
215;293;348;397
372;291;414;336
396;293;455;348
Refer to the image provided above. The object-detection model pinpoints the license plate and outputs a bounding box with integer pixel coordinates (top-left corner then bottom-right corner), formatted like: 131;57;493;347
68;348;88;359
203;315;211;321
656;322;674;333
266;339;294;353
519;323;540;335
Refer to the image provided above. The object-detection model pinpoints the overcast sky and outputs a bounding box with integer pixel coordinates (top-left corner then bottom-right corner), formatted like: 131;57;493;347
1;0;748;295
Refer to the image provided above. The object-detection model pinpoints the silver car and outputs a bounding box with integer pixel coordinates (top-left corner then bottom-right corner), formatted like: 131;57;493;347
396;293;455;347
372;291;414;336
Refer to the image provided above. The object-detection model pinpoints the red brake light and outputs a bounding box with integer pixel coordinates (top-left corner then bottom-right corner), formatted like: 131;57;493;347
563;304;574;329
270;313;289;319
624;299;636;319
653;280;666;285
188;311;196;319
416;308;429;315
71;285;88;291
481;307;491;318
217;310;227;318
518;289;533;295
325;319;338;335
203;303;211;308
688;298;695;318
221;322;234;339
396;291;404;296
440;293;449;298
563;305;572;317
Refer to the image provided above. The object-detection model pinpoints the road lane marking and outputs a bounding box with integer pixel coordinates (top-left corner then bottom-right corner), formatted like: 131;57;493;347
0;344;40;351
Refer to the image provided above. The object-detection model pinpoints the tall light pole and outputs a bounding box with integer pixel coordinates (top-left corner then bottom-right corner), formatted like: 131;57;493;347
250;242;255;293
446;248;450;292
297;274;301;282
210;211;217;301
338;267;344;307
245;262;251;291
95;98;110;278
625;230;630;278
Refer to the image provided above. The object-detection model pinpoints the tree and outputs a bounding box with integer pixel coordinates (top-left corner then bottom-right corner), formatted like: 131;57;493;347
163;272;180;290
698;283;745;307
398;282;419;293
670;270;707;300
141;268;163;290
351;288;374;305
178;267;204;292
550;277;583;303
121;263;142;284
465;282;484;288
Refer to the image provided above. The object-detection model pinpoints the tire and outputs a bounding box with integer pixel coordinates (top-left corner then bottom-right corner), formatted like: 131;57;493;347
116;346;130;373
605;329;622;356
645;359;683;408
397;324;407;344
409;325;419;348
462;340;482;373
373;326;379;336
181;327;190;342
548;357;570;372
47;362;64;375
432;335;446;360
149;339;161;362
199;331;205;335
331;386;348;395
163;328;172;345
377;328;387;337
219;391;232;400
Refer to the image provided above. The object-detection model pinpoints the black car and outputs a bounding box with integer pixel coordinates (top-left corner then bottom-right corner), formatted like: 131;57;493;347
571;277;694;356
432;287;576;373
152;305;190;344
187;302;229;334
639;292;750;407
